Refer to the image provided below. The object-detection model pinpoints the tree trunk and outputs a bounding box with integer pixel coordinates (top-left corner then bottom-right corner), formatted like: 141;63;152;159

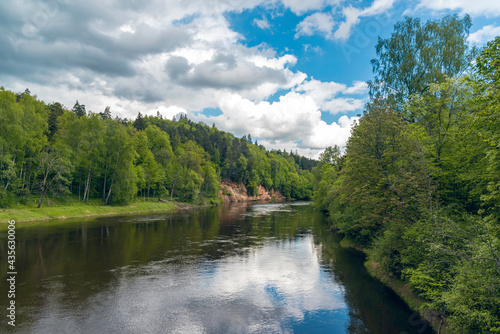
37;187;45;208
103;164;107;201
83;165;92;202
105;171;116;206
105;146;122;206
170;179;176;200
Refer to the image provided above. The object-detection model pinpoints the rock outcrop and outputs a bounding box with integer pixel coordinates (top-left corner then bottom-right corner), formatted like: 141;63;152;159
219;180;285;203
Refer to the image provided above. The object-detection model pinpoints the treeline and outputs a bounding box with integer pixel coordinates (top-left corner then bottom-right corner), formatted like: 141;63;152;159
313;15;500;333
0;90;314;208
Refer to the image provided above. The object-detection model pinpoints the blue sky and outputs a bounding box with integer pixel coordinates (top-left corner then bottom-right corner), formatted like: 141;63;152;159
1;0;499;158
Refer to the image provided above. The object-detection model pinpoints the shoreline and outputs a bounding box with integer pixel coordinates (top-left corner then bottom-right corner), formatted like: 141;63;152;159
339;239;448;334
0;200;198;224
0;198;290;224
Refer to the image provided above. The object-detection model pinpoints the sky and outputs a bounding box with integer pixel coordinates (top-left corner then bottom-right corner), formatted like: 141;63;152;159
1;0;499;158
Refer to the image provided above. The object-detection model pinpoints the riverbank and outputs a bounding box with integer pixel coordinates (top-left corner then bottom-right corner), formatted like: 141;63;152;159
339;238;448;334
0;200;186;224
365;260;448;334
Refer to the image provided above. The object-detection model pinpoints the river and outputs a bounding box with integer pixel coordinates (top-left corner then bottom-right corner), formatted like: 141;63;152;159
0;202;433;333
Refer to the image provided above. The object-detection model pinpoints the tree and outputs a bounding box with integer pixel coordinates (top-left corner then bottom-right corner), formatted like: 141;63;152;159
104;123;137;205
99;106;112;120
338;100;431;246
312;146;343;211
406;77;486;210
47;102;65;140
474;36;500;221
133;112;147;131
72;100;86;117
318;146;342;166
134;131;159;200
368;14;474;119
36;147;70;208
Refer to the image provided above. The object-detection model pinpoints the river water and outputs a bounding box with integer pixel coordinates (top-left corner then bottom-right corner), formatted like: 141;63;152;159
0;202;433;333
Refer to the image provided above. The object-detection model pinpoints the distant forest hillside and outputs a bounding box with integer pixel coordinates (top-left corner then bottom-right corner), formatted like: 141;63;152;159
0;88;316;207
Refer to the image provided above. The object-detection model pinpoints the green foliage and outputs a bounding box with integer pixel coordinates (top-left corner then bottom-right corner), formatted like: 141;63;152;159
474;37;500;220
0;88;314;209
337;100;430;245
407;77;487;211
369;14;474;117
314;17;500;333
442;256;500;333
72;100;86;117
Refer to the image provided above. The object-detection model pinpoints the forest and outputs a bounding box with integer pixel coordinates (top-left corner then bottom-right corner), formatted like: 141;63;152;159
2;10;499;334
0;89;315;208
312;15;500;333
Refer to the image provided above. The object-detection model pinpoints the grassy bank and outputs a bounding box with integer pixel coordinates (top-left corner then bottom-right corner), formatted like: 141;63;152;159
0;198;184;223
338;237;448;334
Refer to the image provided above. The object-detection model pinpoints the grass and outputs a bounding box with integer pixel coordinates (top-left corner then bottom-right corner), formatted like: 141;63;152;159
0;196;180;223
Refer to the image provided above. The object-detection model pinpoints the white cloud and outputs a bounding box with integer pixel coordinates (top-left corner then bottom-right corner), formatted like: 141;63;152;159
254;16;271;29
361;0;396;16
295;12;336;39
0;0;368;157
295;79;368;114
344;80;368;94
211;91;321;142
294;0;395;41
192;86;363;158
469;25;500;44
333;6;361;41
280;0;341;15
322;97;365;113
295;79;346;102
303;44;323;53
303;115;359;149
416;0;500;17
333;0;395;41
257;140;326;158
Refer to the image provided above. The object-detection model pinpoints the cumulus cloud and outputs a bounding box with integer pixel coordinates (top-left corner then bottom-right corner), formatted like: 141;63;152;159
469;25;500;44
294;0;395;42
254;16;271;29
344;80;368;94
192;88;362;158
167;53;289;91
295;12;336;39
0;0;369;157
211;92;321;142
280;0;341;15
295;79;368;114
416;0;500;17
333;0;395;41
303;116;359;149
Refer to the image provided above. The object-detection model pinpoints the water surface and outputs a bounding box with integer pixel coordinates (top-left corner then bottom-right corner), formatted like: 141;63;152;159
0;202;432;333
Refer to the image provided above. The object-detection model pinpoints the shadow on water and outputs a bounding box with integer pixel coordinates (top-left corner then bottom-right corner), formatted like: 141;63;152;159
0;202;432;333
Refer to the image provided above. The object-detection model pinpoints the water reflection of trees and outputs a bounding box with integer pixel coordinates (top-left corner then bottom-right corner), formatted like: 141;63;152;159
311;217;433;334
0;203;432;333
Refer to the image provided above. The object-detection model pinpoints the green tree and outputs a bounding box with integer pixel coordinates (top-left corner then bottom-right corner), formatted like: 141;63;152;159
104;124;137;205
339;100;430;246
47;102;65;140
133;112;147;131
35;147;71;208
407;77;486;210
368;14;474;119
474;36;500;221
72;100;86;117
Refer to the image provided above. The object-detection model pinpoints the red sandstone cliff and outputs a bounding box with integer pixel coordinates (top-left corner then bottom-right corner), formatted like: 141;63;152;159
218;180;286;203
